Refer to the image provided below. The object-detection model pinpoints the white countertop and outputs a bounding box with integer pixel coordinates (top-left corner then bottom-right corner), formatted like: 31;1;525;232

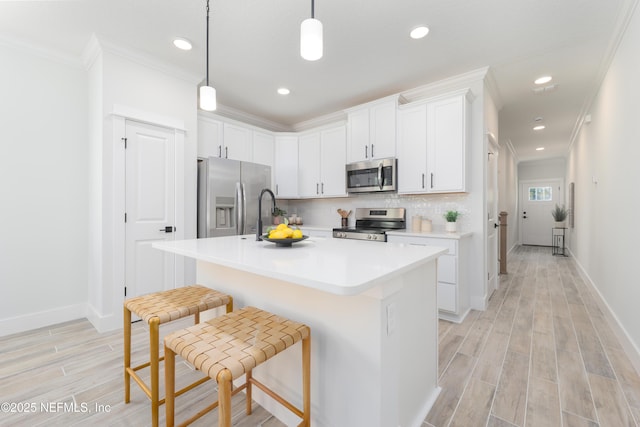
386;229;473;239
153;235;446;296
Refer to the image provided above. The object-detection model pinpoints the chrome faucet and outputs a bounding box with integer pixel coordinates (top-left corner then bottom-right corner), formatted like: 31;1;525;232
257;188;276;241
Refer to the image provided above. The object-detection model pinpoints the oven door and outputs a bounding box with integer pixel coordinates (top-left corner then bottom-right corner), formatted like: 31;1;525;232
346;158;397;193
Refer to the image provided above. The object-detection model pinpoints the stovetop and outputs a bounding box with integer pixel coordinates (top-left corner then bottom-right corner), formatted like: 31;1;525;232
332;208;405;242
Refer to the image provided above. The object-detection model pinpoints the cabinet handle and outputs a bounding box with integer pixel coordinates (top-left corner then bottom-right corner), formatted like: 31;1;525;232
316;183;319;194
371;144;374;158
365;145;368;158
430;173;434;189
218;145;222;157
225;146;228;158
276;184;279;195
321;182;324;194
422;173;425;189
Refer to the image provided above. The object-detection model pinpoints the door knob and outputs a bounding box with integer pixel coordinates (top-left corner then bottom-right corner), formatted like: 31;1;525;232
494;223;499;228
159;226;176;233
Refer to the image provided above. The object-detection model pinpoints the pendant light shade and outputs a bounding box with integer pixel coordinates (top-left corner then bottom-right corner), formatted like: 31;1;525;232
200;0;217;111
301;0;323;61
199;85;217;111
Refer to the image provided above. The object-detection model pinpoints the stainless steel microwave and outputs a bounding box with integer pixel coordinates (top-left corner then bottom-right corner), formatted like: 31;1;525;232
346;158;397;193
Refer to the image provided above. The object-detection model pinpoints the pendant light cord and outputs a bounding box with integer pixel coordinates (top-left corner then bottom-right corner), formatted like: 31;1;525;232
311;0;315;19
205;0;210;86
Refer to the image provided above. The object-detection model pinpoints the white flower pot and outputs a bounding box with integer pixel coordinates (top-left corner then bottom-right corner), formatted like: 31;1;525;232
445;222;457;233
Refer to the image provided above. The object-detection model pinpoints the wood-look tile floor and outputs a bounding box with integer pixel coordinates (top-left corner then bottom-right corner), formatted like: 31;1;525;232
425;245;640;427
2;245;640;426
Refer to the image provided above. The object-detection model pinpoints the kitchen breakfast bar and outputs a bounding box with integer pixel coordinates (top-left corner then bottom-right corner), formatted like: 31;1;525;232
153;235;446;427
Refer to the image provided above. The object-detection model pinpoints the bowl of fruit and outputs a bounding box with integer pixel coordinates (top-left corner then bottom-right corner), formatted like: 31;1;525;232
261;223;308;247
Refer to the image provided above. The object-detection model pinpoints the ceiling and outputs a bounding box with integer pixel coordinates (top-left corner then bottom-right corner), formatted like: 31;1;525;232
0;0;635;162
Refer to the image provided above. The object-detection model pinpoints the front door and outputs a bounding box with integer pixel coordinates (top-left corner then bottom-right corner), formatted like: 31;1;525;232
125;120;176;298
520;179;563;246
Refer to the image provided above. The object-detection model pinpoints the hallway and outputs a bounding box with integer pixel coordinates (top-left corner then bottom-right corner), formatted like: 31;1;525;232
426;245;640;426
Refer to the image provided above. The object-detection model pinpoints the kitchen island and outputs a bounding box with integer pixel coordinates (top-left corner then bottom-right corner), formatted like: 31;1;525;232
153;235;446;427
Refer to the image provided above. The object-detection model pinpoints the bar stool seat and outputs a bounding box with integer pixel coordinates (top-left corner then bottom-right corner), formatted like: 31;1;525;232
124;285;233;427
164;306;311;427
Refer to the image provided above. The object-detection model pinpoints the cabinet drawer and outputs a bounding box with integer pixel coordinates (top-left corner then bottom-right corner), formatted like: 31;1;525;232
437;255;456;283
387;235;457;255
438;282;457;312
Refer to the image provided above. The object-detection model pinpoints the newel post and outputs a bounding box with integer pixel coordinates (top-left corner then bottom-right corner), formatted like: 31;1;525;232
499;211;508;274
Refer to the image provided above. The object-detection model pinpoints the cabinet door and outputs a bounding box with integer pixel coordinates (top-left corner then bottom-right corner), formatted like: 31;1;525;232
274;136;298;198
347;108;370;163
427;95;467;192
223;123;253;161
397;104;427;194
320;126;347;197
253;131;274;188
197;117;223;158
370;100;396;159
298;133;321;197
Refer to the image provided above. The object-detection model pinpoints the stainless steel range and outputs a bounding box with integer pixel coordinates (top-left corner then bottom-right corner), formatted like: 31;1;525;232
332;208;406;242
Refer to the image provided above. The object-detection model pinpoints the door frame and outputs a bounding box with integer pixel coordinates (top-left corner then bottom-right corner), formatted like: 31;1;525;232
112;107;186;320
486;133;499;297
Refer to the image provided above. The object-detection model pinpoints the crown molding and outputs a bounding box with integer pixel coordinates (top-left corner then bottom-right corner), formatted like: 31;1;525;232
0;34;83;69
483;67;504;111
400;67;490;103
83;33;202;85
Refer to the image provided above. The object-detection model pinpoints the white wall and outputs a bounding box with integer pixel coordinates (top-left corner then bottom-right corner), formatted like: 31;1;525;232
0;43;89;335
567;5;640;354
519;157;566;181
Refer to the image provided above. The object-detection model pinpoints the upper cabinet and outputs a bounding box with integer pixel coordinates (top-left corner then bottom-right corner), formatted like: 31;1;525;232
346;97;397;163
252;131;275;187
274;135;299;199
397;90;470;194
197;116;252;162
298;125;347;198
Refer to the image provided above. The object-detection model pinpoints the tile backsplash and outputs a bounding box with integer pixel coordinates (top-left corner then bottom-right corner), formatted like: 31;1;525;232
281;192;472;233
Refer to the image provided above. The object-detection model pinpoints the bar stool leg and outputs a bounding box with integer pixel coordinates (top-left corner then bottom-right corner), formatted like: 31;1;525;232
124;306;132;403
301;334;311;427
217;369;233;427
245;370;253;415
149;317;160;427
164;344;175;427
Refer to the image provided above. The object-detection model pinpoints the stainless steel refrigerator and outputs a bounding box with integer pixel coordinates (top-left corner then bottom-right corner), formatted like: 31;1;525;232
197;157;272;238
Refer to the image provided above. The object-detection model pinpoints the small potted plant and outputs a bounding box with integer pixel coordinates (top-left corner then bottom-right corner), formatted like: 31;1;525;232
444;210;460;233
272;206;287;225
551;204;568;227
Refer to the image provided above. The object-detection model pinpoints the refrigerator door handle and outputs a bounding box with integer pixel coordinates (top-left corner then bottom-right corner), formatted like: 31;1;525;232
235;182;243;235
241;182;247;235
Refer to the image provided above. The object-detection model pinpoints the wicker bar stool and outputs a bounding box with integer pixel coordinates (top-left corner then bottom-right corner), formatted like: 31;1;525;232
164;306;311;427
124;285;233;427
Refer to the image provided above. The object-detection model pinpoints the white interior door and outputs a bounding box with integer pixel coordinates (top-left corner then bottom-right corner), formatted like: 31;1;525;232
520;179;563;246
486;137;499;296
125;120;176;298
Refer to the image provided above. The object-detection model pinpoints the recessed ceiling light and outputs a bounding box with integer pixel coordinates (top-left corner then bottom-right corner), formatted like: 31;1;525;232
534;75;552;85
533;125;546;131
277;88;290;95
536;147;545;151
173;38;192;50
410;26;430;39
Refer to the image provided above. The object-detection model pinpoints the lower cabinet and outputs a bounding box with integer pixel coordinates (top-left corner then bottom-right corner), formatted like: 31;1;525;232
386;233;470;323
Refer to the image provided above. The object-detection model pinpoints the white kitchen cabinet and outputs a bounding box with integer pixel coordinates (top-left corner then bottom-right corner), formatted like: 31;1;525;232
346;97;397;163
298;126;347;198
197;116;224;159
274;135;298;198
397;90;470;194
222;123;252;161
386;233;470;323
252;130;275;187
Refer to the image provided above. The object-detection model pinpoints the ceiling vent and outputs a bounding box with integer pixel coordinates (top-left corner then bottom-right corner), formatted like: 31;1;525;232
531;84;558;94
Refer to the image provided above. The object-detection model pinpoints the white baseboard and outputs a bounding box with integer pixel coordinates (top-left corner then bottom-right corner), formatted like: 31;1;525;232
0;303;88;337
86;304;121;333
470;294;488;311
569;248;640;375
408;386;442;427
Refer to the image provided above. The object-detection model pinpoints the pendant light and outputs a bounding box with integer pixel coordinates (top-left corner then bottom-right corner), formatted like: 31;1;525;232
199;0;217;111
300;0;323;61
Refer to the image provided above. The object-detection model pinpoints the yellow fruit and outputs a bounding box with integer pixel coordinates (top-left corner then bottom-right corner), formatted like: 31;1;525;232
276;223;288;231
283;227;294;238
292;229;303;239
269;230;287;239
